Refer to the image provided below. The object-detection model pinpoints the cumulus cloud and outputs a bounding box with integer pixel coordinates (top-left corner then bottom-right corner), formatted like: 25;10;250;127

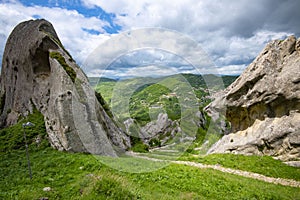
0;0;299;77
82;0;300;37
81;0;299;75
0;1;111;65
83;28;216;78
86;48;202;78
121;65;178;78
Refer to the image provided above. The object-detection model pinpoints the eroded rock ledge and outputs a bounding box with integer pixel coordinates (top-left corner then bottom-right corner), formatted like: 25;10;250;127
207;36;300;161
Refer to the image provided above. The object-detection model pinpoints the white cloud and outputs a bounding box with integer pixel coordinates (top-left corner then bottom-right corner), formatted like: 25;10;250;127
214;30;291;67
84;28;217;78
0;2;111;65
1;0;299;77
81;0;299;76
124;65;178;78
217;64;247;75
80;0;298;36
87;65;178;79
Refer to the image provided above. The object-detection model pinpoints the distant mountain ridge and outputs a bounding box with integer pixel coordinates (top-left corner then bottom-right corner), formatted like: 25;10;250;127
89;74;238;88
93;73;238;151
91;73;239;118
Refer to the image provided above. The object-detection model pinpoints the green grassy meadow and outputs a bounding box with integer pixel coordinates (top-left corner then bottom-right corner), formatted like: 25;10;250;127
1;148;300;200
1;110;300;199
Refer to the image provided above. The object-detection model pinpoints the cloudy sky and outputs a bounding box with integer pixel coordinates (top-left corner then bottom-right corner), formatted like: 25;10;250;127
0;0;299;78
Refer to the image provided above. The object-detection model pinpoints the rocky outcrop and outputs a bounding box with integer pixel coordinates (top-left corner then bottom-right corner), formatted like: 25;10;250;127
207;36;300;161
0;19;130;156
140;113;173;139
125;113;183;147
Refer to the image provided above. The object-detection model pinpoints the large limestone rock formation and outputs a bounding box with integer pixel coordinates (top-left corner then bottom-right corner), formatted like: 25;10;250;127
207;36;300;161
0;19;130;156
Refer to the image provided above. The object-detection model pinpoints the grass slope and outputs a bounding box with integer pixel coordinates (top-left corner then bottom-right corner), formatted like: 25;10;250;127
1;148;300;199
179;153;300;181
94;81;116;104
0;109;49;153
1;111;299;199
129;83;181;125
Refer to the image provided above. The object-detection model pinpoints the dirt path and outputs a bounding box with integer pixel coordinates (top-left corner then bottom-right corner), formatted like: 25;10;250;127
172;160;300;188
126;152;300;188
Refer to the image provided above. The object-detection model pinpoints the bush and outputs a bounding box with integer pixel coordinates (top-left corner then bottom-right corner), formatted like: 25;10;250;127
149;138;161;147
196;127;206;144
130;143;149;153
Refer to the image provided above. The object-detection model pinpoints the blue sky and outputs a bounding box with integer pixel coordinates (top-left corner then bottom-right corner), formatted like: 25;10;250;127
0;0;299;78
18;0;121;34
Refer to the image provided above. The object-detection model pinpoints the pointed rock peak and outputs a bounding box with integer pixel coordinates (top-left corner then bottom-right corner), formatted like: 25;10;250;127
0;19;130;156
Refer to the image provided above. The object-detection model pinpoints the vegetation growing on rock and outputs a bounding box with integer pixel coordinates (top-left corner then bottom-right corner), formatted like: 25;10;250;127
50;51;76;83
39;23;74;62
95;91;113;118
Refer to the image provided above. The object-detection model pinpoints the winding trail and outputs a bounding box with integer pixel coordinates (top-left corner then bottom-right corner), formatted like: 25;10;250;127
126;152;300;188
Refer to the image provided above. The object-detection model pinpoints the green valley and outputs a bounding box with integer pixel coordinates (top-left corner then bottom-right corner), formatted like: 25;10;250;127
91;73;237;151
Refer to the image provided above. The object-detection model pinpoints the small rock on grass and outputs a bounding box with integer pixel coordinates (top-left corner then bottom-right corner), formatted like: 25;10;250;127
43;187;51;192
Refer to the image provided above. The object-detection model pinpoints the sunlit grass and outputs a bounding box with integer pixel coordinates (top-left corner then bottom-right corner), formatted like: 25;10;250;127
178;153;300;181
1;148;299;199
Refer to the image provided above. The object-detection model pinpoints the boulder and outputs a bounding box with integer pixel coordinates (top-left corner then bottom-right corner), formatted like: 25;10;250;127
140;113;172;139
206;36;300;161
139;113;183;146
0;19;130;156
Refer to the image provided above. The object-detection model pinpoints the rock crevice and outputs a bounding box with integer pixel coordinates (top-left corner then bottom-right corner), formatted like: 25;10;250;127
0;19;130;156
207;36;300;161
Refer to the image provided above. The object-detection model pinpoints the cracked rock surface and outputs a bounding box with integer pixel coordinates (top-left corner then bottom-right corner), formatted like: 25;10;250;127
0;19;130;156
207;36;300;161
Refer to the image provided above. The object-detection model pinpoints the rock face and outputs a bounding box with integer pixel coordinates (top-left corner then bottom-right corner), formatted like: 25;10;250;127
207;36;300;161
124;113;182;146
0;19;130;156
140;113;173;139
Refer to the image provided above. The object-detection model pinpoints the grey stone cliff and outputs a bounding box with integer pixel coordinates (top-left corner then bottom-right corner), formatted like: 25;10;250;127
0;19;130;156
206;36;300;161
